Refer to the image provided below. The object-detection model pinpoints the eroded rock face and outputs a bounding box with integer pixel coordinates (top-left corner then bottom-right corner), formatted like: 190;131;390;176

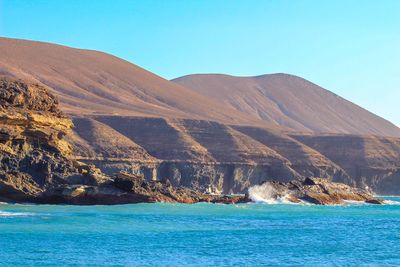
249;177;384;205
0;77;248;204
0;77;88;202
110;172;249;204
0;77;61;114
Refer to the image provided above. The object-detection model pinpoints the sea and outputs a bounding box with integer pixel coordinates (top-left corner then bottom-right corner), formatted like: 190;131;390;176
1;197;400;266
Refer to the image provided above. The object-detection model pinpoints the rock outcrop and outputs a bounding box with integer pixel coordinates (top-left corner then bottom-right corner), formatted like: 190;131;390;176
0;77;78;202
249;177;384;205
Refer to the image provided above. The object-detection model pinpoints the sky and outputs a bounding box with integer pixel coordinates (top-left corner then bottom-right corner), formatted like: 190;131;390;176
0;0;399;126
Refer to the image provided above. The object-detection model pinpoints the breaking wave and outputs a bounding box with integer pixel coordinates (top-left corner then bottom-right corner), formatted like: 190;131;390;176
248;184;400;206
248;183;298;204
383;200;400;205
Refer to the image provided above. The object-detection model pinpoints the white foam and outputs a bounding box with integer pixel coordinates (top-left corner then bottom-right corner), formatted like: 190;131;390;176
0;211;36;217
248;183;298;204
342;200;368;206
383;200;400;205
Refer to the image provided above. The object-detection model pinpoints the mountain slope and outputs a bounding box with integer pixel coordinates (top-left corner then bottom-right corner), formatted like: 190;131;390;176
173;74;400;137
290;133;400;194
0;37;265;126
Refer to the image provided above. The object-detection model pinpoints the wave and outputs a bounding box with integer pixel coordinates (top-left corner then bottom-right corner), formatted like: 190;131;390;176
0;211;37;217
383;200;400;205
342;200;369;206
248;183;299;204
248;184;400;206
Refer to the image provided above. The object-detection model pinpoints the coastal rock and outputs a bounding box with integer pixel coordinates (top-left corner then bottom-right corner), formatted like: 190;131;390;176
249;177;384;205
0;77;101;202
111;171;249;204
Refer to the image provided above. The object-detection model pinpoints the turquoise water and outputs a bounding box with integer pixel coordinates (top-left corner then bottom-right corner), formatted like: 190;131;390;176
1;198;400;266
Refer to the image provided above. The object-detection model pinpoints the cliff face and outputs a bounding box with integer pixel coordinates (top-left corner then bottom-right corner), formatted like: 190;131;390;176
69;116;400;195
0;77;79;201
69;116;350;194
0;77;395;202
0;77;250;204
290;134;400;194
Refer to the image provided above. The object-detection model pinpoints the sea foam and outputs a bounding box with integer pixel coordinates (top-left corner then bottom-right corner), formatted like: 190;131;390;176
248;183;296;204
0;211;36;217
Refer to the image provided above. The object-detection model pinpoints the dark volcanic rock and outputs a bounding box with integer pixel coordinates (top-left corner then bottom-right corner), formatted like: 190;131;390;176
0;77;61;115
0;77;96;202
110;172;249;204
249;177;384;205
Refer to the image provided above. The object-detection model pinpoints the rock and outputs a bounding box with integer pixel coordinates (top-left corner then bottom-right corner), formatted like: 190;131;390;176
113;172;144;191
0;77;92;202
0;77;61;114
365;199;385;204
110;171;249;204
252;177;384;205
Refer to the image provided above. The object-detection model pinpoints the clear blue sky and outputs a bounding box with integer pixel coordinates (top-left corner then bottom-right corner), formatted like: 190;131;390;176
1;0;399;126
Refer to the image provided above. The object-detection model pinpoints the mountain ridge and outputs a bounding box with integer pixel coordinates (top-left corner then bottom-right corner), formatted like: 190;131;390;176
173;73;400;137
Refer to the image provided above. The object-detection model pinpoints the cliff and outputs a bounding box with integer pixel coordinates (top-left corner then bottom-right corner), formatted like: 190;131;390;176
0;77;249;204
0;77;386;205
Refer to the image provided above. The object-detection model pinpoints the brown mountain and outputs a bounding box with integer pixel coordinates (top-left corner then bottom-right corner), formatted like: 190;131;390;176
0;37;266;127
1;37;399;194
173;74;400;137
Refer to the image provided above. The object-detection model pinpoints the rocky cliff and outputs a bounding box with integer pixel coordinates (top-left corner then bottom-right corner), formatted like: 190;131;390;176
0;77;78;201
0;77;248;204
0;77;389;204
290;133;400;195
66;114;400;195
70;116;353;194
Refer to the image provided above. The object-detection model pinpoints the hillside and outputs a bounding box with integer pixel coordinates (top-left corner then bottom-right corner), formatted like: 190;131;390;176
173;74;400;137
2;37;399;137
0;37;264;126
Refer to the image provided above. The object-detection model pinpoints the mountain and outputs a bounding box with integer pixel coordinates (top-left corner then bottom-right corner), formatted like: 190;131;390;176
2;37;399;137
173;74;400;137
1;37;400;194
0;37;265;126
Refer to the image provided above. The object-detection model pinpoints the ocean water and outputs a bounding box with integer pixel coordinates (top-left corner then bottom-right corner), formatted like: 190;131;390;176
1;197;400;266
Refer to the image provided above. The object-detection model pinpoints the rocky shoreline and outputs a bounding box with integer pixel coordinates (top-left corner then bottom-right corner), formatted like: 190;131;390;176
0;77;384;205
249;177;384;205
